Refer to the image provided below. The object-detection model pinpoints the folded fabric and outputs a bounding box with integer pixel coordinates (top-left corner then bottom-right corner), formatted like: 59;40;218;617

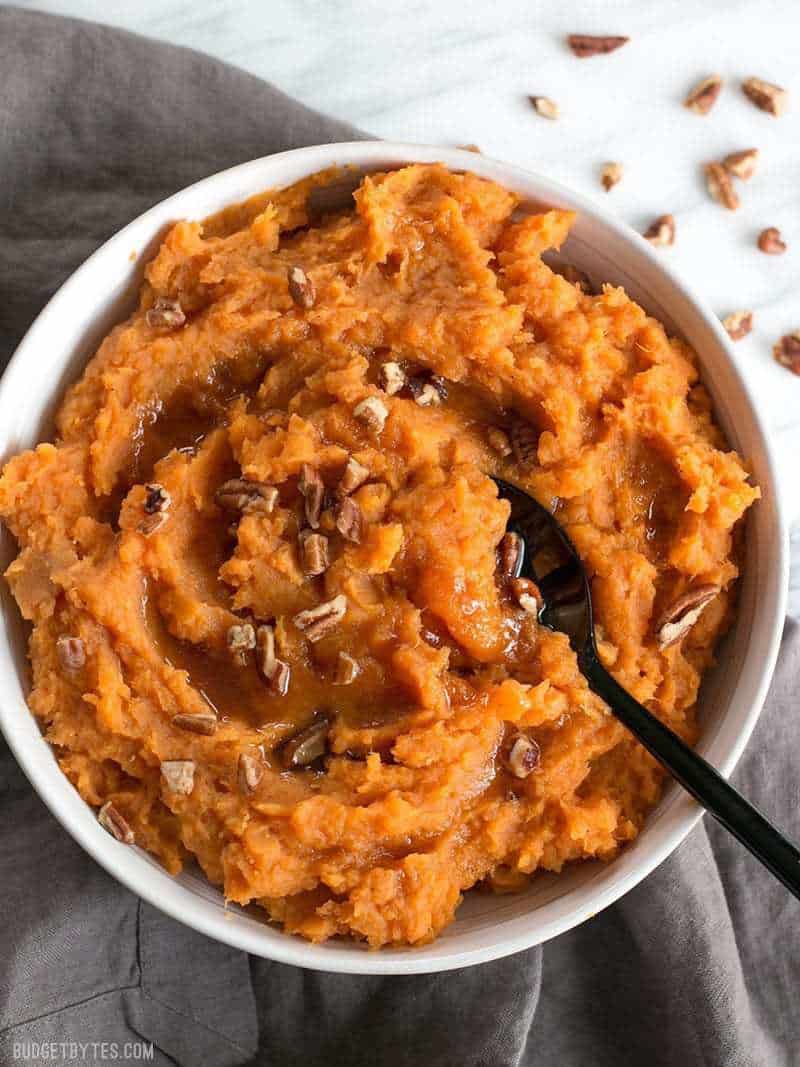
0;8;796;1065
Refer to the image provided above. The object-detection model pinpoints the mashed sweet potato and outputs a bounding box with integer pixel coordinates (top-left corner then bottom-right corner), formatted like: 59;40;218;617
0;164;758;947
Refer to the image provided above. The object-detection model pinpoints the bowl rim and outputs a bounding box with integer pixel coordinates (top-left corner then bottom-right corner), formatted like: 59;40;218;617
0;141;788;975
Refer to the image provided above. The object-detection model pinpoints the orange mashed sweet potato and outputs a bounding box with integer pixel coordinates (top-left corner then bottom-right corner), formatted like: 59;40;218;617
0;164;758;947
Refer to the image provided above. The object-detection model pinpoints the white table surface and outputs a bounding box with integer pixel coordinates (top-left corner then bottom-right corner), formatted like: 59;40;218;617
17;0;800;615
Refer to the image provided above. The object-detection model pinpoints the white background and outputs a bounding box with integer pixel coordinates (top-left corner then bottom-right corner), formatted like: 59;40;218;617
13;0;800;612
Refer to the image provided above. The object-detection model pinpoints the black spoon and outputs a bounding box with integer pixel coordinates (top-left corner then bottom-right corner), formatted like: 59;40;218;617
494;476;800;899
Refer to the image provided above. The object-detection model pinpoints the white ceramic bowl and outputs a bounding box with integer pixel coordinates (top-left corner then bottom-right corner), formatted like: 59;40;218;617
0;142;788;975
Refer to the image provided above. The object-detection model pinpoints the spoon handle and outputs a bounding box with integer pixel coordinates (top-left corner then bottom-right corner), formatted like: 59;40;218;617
583;655;800;900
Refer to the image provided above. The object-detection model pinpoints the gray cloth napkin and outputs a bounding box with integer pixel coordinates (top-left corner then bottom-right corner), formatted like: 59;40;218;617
0;8;797;1065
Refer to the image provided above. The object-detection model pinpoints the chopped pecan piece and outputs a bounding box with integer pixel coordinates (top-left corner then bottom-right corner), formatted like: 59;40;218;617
742;77;788;117
57;635;86;671
505;733;541;778
567;33;629;58
160;760;196;795
215;479;278;515
529;95;559;120
656;583;720;649
354;396;388;434
172;711;218;736
643;214;675;247
429;374;449;400
704;163;739;211
684;74;723;115
757;227;786;255
333;651;360;686
379;361;406;396
773;333;800;375
487;428;512;457
255;622;291;694
293;594;348;642
300;531;330;576
498;532;523;578
255;623;277;678
723;148;758;181
270;660;291;696
298;464;325;529
287;265;316;309
339;456;370;494
227;622;256;661
722;311;753;341
335;496;363;543
511;577;540;616
146;297;185;329
600;161;623;192
280;716;331;768
406;373;448;406
413;382;443;407
509;417;538;465
237;751;264;794
144;483;171;515
98;801;135;844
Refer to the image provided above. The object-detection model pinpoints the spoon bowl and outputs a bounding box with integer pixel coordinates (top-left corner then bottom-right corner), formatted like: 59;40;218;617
495;477;593;653
494;476;800;902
